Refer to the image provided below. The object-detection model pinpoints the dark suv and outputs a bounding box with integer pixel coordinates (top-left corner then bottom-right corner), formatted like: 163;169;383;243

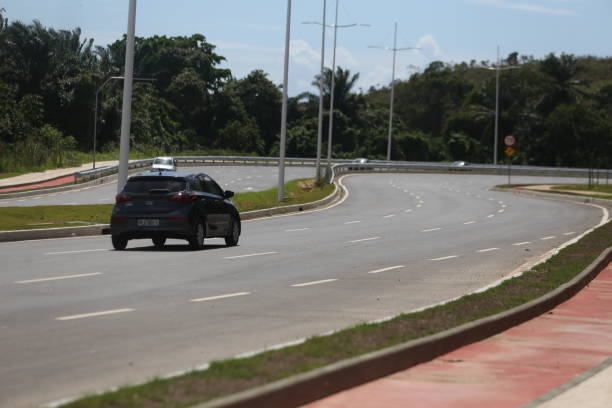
110;171;240;250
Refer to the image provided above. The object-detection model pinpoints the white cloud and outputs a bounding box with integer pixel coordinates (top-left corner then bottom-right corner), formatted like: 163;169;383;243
416;34;443;61
290;39;320;68
471;0;577;16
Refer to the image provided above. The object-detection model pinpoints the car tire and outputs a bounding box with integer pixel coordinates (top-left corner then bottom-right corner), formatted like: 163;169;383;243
189;220;205;250
225;216;240;247
152;237;166;248
112;235;128;250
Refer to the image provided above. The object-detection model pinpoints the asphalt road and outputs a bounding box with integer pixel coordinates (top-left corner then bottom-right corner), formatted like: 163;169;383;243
0;166;316;207
0;172;605;408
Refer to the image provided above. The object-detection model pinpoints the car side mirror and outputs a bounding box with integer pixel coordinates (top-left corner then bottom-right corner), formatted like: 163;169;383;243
223;190;234;199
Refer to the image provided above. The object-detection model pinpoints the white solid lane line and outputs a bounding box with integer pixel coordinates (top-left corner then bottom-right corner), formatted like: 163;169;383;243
16;272;102;284
292;279;338;287
541;236;555;240
428;255;459;261
190;292;250;302
464;221;477;225
477;248;499;253
345;220;361;224
346;237;381;244
368;265;404;274
285;228;311;232
224;252;277;260
45;249;109;255
56;308;134;321
512;241;531;246
422;228;442;232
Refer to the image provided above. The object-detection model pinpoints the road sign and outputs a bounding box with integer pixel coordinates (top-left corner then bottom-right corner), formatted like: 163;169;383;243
504;135;516;147
505;146;515;156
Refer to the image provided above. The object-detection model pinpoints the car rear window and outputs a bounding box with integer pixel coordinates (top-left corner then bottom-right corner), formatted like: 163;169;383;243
124;177;186;193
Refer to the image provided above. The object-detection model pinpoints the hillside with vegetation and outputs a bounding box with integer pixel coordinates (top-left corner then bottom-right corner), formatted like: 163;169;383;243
1;9;611;172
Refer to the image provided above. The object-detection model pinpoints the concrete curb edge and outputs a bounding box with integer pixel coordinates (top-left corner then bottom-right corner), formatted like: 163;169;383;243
191;246;612;408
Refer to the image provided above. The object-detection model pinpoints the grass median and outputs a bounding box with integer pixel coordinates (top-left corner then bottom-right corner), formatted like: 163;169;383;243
0;179;334;231
59;210;612;407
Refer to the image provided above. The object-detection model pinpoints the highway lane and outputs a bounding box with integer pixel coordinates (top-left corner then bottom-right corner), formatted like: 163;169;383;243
0;173;606;408
0;166;315;207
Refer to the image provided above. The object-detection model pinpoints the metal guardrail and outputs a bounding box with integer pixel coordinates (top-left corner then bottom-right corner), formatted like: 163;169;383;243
74;156;610;185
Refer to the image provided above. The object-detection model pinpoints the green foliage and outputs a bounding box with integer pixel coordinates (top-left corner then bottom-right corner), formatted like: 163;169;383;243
0;9;611;169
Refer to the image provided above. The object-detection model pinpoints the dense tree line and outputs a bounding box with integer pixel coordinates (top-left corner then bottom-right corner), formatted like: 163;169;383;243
1;11;610;172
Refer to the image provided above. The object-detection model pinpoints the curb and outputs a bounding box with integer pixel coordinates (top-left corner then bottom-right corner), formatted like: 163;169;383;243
0;183;344;243
190;246;612;408
491;187;612;209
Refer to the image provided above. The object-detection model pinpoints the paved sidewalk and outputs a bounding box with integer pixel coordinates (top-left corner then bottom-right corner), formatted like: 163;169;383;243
0;161;118;191
303;261;612;408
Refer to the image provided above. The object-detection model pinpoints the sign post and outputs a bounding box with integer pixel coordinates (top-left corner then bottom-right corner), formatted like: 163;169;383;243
504;135;516;186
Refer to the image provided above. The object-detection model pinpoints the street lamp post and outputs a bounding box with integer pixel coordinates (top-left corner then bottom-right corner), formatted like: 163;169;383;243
306;0;368;171
92;76;156;170
302;0;327;183
117;0;137;193
487;46;520;165
369;22;419;161
278;0;292;202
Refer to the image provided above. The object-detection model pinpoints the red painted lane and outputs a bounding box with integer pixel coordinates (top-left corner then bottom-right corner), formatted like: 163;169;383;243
304;263;612;408
0;174;75;193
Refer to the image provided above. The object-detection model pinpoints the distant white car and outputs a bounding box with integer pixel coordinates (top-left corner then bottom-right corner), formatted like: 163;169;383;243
151;157;177;172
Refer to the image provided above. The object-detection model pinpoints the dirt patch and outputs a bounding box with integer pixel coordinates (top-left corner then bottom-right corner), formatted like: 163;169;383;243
296;179;316;192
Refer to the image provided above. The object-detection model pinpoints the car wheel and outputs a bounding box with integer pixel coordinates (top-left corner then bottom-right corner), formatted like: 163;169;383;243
189;220;205;250
152;237;166;248
112;235;128;250
225;217;240;247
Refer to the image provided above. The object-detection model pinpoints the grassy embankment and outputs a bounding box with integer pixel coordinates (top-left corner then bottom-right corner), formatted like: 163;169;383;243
0;179;333;231
57;213;612;407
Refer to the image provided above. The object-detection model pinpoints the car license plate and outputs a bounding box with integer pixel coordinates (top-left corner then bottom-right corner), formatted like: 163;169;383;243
137;219;159;227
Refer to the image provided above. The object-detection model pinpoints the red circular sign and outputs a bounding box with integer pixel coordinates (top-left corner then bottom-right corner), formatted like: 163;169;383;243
504;135;516;147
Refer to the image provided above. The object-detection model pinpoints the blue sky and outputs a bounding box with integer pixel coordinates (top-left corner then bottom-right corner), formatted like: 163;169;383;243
1;0;611;95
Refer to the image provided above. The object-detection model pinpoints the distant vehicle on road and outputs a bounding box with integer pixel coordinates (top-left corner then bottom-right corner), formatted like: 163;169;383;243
452;160;469;167
151;156;177;172
353;157;369;164
110;171;240;250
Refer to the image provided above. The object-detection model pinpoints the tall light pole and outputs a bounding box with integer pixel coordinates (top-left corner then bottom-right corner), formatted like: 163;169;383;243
278;0;291;202
117;0;137;193
486;46;519;165
302;0;327;182
92;76;155;170
369;23;419;161
304;0;368;168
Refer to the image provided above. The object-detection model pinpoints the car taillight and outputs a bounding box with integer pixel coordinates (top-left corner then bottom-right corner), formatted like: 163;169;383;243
169;191;197;203
116;193;133;203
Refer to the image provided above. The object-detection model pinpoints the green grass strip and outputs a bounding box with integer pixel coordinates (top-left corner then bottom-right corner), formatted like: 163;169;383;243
0;179;334;231
60;217;612;408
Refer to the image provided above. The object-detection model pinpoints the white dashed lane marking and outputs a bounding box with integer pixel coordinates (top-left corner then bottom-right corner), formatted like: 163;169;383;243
224;252;277;260
285;228;310;232
56;308;133;321
368;265;404;274
190;292;250;302
16;272;102;284
564;232;576;236
428;255;459;261
477;248;499;253
464;221;477;225
346;237;381;244
384;214;395;218
45;249;108;255
292;279;338;287
512;241;531;246
345;220;361;225
422;228;442;232
541;236;555;240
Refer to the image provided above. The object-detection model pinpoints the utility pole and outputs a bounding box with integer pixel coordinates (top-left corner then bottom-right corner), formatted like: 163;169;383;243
278;0;291;201
369;23;419;161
